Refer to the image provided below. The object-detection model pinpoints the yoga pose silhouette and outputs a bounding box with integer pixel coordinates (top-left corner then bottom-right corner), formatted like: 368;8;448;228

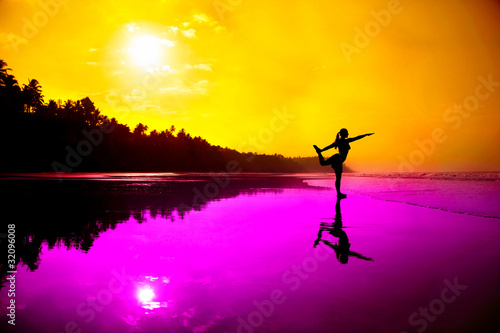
314;129;373;198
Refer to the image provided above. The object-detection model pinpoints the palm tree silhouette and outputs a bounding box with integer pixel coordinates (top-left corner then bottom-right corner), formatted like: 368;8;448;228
134;123;149;136
0;60;12;84
81;96;101;126
23;79;44;113
1;74;23;114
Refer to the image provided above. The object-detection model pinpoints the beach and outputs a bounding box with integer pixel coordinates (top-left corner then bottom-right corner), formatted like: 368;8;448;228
1;173;499;333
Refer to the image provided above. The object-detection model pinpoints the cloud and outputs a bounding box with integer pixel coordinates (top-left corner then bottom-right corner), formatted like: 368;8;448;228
143;104;162;111
159;87;194;95
160;39;175;47
161;65;176;73
159;80;211;96
193;13;210;23
126;23;140;32
181;29;196;38
185;63;212;71
165;12;223;40
195;64;212;71
193;80;209;87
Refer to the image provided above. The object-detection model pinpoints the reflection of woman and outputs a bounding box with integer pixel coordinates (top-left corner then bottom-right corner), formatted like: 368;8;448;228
314;129;373;198
313;197;373;264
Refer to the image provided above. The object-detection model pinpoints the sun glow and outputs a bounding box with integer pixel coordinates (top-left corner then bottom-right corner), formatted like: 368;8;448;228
128;35;173;68
137;286;155;303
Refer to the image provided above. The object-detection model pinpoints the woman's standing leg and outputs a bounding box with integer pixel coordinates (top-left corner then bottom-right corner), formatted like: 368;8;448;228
334;163;346;198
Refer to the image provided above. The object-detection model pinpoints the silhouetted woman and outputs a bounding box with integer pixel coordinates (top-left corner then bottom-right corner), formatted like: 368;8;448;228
313;129;373;198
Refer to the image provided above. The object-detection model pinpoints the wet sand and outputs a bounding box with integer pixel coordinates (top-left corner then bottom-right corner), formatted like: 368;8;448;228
1;174;499;332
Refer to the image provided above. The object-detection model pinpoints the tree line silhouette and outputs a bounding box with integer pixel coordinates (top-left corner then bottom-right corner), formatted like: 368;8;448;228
0;60;307;173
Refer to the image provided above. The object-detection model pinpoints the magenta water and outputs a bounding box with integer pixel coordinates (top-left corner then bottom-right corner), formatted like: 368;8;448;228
1;174;499;332
306;173;500;219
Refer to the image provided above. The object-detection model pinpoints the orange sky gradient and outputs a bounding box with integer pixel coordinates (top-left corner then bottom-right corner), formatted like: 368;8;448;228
1;0;500;172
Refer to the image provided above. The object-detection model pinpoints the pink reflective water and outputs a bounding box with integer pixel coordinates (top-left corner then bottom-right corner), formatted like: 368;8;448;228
1;179;500;333
307;173;500;218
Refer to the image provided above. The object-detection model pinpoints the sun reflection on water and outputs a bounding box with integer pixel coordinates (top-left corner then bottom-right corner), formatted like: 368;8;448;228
137;278;170;311
137;286;155;303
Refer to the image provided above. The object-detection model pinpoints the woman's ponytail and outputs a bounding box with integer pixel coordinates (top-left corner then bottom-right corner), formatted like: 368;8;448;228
333;132;341;149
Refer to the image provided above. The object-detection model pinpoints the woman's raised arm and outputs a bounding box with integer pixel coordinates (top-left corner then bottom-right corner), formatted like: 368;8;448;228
346;133;374;143
321;142;338;152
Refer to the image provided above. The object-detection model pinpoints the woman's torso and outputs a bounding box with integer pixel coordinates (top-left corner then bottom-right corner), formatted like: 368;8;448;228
338;139;350;156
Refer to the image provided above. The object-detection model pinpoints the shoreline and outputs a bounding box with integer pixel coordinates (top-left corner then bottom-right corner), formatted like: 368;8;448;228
1;172;499;219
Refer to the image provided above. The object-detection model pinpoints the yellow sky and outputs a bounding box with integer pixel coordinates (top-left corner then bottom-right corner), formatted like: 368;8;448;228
1;0;500;172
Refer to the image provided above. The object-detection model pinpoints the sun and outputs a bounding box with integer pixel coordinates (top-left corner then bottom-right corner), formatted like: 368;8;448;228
128;35;172;68
137;286;155;303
